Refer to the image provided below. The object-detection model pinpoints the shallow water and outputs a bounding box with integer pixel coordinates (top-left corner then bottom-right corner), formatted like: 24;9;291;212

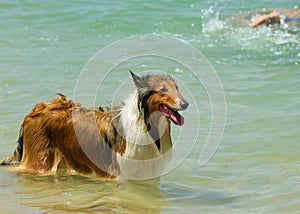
0;0;300;213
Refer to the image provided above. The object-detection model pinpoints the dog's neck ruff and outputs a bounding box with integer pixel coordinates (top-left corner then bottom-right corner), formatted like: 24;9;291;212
117;91;172;179
121;92;147;140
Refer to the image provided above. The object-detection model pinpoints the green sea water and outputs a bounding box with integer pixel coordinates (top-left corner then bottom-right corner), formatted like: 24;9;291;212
0;0;299;213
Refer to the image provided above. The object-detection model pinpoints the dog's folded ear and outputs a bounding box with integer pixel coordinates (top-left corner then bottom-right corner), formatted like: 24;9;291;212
130;70;148;94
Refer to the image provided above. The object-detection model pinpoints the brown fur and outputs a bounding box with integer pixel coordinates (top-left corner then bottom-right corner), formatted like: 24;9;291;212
146;76;186;112
1;94;124;178
1;72;188;179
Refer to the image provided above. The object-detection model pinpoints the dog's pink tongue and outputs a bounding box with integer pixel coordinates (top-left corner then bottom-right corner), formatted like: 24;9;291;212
160;105;185;126
169;108;185;126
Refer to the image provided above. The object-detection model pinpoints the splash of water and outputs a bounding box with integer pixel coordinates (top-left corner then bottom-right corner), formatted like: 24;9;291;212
201;6;227;34
199;6;299;57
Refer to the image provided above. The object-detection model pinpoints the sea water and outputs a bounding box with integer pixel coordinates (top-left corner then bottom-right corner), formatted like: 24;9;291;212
0;0;299;213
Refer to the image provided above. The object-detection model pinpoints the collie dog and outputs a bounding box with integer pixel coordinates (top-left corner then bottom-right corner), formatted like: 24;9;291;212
0;71;188;179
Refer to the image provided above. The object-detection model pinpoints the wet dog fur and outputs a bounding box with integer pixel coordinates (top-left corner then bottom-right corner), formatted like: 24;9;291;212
0;71;188;179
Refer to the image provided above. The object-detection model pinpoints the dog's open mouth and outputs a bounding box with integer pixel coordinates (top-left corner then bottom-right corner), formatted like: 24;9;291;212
159;105;184;126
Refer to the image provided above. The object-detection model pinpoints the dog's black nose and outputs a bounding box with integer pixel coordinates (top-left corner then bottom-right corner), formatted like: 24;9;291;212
180;101;189;110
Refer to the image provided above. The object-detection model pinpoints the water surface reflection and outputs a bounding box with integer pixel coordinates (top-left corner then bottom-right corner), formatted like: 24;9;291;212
11;170;169;213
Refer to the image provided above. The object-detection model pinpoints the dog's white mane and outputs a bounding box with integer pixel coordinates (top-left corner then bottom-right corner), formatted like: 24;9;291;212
117;91;172;179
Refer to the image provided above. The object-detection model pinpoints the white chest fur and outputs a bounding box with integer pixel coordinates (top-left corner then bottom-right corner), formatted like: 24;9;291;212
117;92;172;179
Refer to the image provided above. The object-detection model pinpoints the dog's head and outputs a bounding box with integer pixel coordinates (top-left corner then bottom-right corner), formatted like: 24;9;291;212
130;71;188;126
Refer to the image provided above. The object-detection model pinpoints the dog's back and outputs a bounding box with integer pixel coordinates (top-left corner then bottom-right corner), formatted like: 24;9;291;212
0;94;121;178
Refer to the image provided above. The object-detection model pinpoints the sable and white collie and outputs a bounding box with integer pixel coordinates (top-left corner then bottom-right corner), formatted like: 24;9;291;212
0;71;188;179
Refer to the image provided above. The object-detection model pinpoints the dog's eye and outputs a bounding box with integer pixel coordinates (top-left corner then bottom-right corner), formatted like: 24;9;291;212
160;88;168;93
176;85;179;90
